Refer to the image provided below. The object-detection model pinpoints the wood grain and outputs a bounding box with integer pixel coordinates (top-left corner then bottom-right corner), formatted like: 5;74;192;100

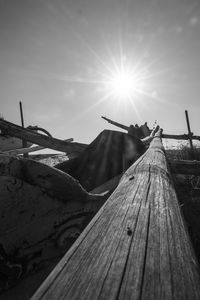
32;131;200;300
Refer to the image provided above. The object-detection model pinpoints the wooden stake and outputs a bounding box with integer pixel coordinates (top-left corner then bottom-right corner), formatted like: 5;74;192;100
19;101;28;158
185;110;195;159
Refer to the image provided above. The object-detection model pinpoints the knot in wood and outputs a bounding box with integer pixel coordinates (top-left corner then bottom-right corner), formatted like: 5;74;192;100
127;226;132;236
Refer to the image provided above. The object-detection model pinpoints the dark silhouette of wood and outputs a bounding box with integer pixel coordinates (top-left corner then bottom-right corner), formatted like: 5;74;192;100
0;119;87;155
32;130;200;300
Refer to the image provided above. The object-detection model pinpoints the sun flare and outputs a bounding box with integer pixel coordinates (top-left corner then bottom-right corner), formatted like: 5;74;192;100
62;43;164;116
107;70;140;99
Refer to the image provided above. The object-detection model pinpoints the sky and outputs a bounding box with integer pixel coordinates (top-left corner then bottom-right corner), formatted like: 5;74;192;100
1;0;200;145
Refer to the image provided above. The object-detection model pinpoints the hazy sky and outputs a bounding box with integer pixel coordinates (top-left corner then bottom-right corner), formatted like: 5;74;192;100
1;0;200;144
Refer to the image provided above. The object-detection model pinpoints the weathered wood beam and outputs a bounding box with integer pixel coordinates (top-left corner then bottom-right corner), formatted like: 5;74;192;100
32;130;200;300
0;119;87;155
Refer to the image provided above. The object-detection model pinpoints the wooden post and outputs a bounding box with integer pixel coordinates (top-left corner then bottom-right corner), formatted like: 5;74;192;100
185;110;195;159
32;129;200;300
19;101;28;158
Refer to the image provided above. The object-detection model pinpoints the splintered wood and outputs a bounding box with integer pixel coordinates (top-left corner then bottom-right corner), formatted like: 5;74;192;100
32;130;200;300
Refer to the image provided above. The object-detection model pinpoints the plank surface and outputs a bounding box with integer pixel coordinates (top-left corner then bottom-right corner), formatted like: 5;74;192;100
32;131;200;300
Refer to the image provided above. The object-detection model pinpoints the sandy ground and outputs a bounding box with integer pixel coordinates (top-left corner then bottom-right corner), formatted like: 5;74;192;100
29;153;69;167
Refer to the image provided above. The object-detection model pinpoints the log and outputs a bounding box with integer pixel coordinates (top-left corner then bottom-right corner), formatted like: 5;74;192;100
0;119;87;155
32;131;200;300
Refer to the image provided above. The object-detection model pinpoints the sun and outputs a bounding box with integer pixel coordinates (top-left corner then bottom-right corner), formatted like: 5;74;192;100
101;58;149;104
107;70;139;99
62;43;163;115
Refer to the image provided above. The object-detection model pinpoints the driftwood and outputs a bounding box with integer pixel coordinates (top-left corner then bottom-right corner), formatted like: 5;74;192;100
32;130;200;300
102;116;200;141
0;119;87;155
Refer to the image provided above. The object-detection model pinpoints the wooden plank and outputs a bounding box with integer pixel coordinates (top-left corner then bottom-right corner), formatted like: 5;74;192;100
0;119;87;154
32;129;200;300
